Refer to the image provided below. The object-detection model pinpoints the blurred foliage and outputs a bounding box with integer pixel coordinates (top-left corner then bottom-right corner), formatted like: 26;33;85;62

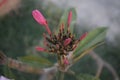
0;0;120;80
76;74;100;80
0;0;62;80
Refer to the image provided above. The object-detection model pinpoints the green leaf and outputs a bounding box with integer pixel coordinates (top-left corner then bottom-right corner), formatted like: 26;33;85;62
74;27;107;55
76;74;100;80
73;42;104;63
56;8;77;33
18;55;53;67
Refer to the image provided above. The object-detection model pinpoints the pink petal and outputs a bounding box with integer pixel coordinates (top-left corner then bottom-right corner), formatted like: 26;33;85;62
64;38;72;46
79;32;88;41
67;11;72;27
32;10;47;26
36;46;45;52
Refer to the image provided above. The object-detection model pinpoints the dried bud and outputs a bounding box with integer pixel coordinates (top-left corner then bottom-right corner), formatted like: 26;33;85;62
60;23;64;31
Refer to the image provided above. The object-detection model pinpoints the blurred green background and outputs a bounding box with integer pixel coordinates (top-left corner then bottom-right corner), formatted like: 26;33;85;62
0;0;120;80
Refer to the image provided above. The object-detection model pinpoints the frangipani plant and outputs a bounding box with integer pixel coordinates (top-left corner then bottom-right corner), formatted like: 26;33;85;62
32;8;107;72
0;8;107;80
32;9;88;71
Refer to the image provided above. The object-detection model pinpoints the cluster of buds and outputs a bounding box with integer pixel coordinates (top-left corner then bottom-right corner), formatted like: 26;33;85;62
32;10;87;68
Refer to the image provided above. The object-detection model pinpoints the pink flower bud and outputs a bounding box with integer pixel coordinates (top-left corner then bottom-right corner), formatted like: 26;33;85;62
36;46;46;52
79;32;88;41
67;11;72;27
32;10;51;35
32;10;47;26
64;58;69;65
64;38;72;46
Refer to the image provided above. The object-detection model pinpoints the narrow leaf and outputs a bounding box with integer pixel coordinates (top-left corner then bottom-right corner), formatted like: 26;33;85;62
73;42;104;63
74;27;107;55
18;55;52;67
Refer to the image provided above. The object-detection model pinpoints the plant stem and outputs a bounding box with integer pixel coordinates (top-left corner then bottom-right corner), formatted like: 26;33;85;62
57;71;65;80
